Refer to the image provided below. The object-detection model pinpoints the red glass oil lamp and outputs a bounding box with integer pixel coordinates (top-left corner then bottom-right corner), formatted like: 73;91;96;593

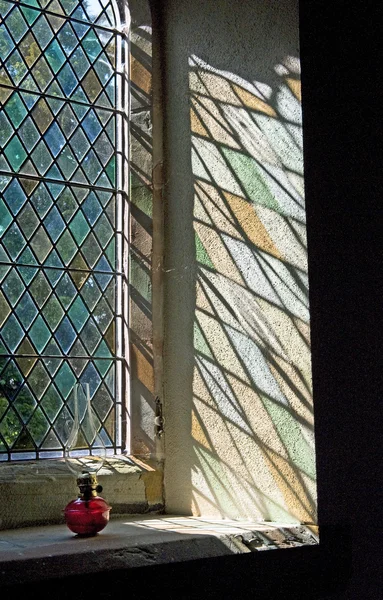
63;383;111;536
64;471;111;536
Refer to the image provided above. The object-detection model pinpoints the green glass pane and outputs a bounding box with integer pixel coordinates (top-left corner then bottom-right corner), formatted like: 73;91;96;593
41;384;62;421
4;92;27;128
81;111;101;144
17;203;39;239
44;206;65;242
68;296;89;332
44;252;63;285
71;89;89;119
94;258;112;290
104;363;114;394
32;14;53;49
56;229;77;264
47;181;64;199
103;277;115;307
0;290;10;327
20;92;38;111
46;11;65;34
92;382;112;417
18;253;38;284
0;199;12;235
19;117;40;152
15;338;37;376
2;223;26;260
29;271;52;307
1;314;24;352
105;155;115;185
20;6;40;26
43;295;64;331
32;56;53;91
4;136;27;171
6;8;28;42
31;140;53;175
70;128;90;161
93;297;112;333
19;32;41;68
21;75;39;92
44;123;66;157
68;339;87;376
46;79;63;98
30;226;53;263
81;232;101;267
43;340;62;374
82;149;102;184
94;52;113;85
0;28;15;60
15;292;37;329
57;22;77;56
29;315;51;353
57;62;77;95
82;30;102;62
70;46;90;78
69;210;89;244
31;183;53;217
14;385;36;424
57;188;77;222
6;50;28;85
47;97;65;115
68;252;88;289
55;272;76;308
80;275;101;310
80;362;100;396
105;118;115;143
105;197;115;226
27;362;50;399
31;99;52;133
45;39;66;73
81;192;101;225
81;69;102;102
94;353;112;380
0;112;13;147
94;132;113;167
54;362;75;399
55;316;77;353
80;318;101;354
57;145;78;179
93;214;112;248
0;407;22;448
96;90;111;109
26;407;49;445
2;269;25;306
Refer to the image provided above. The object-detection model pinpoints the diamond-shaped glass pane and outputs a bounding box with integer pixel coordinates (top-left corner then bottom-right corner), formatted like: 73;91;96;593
1;0;121;459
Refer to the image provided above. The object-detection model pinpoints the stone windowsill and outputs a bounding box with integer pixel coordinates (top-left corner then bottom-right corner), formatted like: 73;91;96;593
0;514;319;587
0;455;163;530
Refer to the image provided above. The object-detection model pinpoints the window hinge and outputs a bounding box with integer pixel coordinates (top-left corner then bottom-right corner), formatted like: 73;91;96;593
154;396;164;437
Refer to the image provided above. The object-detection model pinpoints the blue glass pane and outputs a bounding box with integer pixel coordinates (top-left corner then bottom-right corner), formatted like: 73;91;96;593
55;317;76;352
1;314;24;352
44;123;65;157
15;292;38;329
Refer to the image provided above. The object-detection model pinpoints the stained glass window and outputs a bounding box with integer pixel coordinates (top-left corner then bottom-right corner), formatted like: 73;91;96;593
0;0;129;460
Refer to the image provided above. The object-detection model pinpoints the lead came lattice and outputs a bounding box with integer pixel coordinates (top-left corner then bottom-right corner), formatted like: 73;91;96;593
0;0;126;460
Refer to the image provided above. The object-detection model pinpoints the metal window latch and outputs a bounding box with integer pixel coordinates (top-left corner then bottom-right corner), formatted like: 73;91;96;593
154;396;164;437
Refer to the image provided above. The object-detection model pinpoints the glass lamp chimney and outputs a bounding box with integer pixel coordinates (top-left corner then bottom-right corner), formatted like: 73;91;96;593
63;383;111;536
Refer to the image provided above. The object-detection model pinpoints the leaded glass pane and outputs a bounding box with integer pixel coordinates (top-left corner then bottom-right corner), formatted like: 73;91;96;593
0;0;125;460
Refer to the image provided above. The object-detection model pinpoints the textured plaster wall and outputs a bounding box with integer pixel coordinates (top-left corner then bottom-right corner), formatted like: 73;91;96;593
163;0;317;523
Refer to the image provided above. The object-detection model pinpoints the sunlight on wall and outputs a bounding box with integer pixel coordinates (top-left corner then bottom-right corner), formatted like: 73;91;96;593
189;54;317;523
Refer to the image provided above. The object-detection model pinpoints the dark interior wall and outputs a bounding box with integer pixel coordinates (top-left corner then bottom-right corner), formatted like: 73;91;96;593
2;1;381;598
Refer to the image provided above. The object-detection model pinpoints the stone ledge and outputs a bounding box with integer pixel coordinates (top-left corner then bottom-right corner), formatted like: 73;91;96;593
0;515;319;587
0;456;163;530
